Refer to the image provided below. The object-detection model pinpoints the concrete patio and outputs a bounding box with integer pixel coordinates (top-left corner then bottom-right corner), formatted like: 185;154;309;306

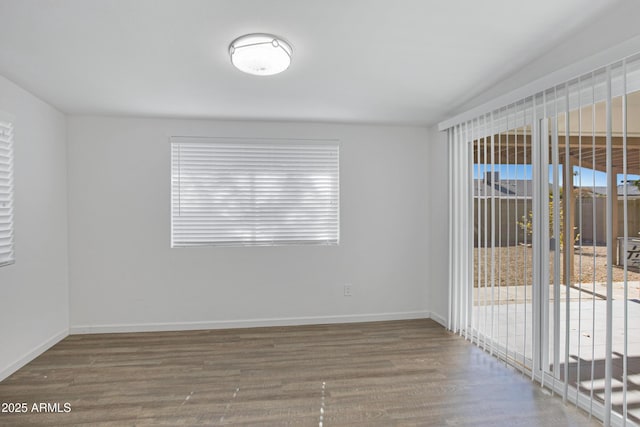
472;283;640;422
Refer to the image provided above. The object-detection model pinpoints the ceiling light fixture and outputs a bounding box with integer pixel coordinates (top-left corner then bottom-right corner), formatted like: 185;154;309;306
229;33;292;76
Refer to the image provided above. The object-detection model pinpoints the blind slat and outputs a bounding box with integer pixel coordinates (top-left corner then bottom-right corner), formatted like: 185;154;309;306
0;117;13;266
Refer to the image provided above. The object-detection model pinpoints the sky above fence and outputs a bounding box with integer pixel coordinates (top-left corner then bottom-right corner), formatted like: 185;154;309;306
474;164;640;187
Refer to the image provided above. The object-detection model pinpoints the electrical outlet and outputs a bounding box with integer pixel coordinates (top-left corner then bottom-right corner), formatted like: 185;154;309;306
344;284;353;297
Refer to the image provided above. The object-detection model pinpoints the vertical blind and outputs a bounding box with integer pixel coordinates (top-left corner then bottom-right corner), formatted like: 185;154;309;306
446;53;640;426
171;137;339;247
0;115;14;267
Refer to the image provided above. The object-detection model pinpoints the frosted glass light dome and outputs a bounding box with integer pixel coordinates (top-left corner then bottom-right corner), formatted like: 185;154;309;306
229;34;292;76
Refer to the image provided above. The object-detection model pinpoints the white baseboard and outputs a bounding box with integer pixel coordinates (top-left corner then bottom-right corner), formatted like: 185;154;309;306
70;311;431;334
0;329;68;382
428;311;447;328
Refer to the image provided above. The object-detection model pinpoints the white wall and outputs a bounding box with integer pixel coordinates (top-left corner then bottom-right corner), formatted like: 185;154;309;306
67;117;430;332
0;76;68;380
425;126;448;326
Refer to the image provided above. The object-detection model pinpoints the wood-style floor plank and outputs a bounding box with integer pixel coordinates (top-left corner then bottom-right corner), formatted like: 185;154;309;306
0;319;598;426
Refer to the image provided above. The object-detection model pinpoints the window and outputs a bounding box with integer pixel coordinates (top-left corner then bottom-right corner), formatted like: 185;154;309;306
171;137;339;247
0;114;14;267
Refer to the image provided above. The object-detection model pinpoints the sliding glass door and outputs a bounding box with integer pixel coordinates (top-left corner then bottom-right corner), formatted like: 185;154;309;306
472;115;534;371
540;68;640;425
448;54;640;426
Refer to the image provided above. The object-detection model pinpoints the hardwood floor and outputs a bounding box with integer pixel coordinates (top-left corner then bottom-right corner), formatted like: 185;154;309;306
0;319;598;426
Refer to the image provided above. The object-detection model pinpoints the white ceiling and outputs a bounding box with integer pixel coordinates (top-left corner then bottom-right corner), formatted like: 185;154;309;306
0;0;622;126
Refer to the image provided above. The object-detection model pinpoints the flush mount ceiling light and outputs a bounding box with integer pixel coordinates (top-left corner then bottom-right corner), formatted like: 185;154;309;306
229;33;292;76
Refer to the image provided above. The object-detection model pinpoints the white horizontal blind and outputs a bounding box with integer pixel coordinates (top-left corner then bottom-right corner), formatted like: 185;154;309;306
0;116;14;266
171;137;339;247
